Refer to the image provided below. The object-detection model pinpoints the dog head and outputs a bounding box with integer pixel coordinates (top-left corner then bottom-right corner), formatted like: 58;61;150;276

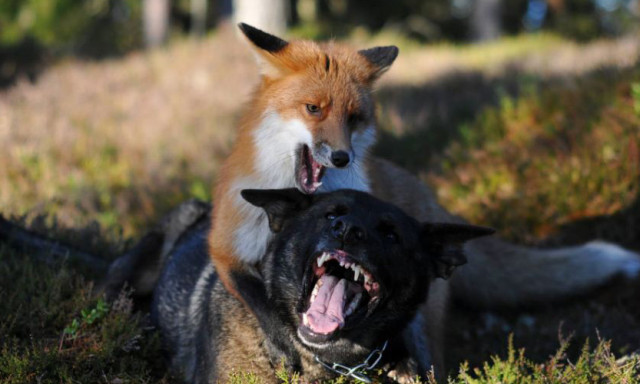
241;188;493;365
238;23;398;193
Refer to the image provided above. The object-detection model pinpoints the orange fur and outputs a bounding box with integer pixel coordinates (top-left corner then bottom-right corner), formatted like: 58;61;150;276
208;35;383;289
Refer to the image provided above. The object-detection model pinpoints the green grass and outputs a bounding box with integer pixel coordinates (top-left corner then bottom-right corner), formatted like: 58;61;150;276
429;68;640;243
1;28;640;382
451;337;640;384
0;246;172;383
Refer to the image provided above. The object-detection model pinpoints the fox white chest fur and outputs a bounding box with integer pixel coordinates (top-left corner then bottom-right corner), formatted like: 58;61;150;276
229;111;374;264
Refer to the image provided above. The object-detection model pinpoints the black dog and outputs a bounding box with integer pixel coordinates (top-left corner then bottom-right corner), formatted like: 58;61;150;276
150;189;492;382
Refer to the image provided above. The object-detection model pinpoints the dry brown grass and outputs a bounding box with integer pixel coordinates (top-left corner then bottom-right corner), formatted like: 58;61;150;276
2;25;639;238
2;25;640;381
1;24;257;235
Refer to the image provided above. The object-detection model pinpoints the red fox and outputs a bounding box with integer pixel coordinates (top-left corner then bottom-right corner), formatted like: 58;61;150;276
208;24;640;377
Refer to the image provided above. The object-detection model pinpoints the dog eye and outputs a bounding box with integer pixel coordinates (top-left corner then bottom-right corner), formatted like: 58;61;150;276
377;222;399;243
385;231;399;243
326;212;337;220
306;104;321;115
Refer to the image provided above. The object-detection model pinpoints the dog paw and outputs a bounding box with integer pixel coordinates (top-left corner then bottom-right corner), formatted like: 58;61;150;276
387;369;419;384
386;357;420;384
264;339;301;374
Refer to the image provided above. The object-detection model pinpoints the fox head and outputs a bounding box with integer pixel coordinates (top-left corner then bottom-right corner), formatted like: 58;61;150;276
238;23;398;194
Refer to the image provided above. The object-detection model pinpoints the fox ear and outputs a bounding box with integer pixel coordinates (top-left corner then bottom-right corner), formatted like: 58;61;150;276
238;23;288;53
421;223;495;279
241;189;312;233
238;23;290;78
358;46;399;82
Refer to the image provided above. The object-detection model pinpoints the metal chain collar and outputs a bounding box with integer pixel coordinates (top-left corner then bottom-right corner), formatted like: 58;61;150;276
313;340;388;383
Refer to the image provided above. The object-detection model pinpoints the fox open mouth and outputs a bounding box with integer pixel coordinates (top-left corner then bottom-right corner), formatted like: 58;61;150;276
296;145;325;194
298;250;381;345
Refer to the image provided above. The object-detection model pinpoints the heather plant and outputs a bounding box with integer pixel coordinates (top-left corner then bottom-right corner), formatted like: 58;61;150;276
1;28;639;383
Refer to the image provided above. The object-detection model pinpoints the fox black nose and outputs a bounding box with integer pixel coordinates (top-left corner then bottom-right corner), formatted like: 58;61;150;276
330;151;350;168
331;218;365;244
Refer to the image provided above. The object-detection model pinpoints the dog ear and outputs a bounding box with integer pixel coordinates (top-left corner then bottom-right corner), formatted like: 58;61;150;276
358;46;399;82
241;188;312;232
421;223;495;279
238;23;291;79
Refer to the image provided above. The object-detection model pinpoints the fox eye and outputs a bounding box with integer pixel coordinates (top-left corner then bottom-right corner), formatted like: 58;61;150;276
326;212;337;220
306;104;321;115
348;113;363;126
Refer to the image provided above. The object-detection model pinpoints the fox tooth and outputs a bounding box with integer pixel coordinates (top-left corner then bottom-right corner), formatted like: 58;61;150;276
339;260;345;267
364;274;370;285
303;313;309;326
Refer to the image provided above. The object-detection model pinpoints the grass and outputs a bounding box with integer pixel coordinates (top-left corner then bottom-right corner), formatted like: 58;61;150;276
429;69;640;243
1;24;640;382
0;246;172;383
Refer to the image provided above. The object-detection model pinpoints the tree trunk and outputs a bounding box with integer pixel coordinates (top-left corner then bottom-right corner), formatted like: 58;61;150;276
470;0;502;42
143;0;170;48
233;0;288;35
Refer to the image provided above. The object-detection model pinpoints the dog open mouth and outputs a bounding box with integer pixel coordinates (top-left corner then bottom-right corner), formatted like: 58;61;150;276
298;250;381;345
296;145;325;194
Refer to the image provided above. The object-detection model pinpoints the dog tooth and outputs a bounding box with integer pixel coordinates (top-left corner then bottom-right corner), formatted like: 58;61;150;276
311;281;320;300
303;313;309;326
322;253;329;266
353;266;361;282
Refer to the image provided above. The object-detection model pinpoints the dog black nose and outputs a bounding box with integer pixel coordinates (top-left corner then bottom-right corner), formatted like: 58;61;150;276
331;218;365;244
330;151;350;168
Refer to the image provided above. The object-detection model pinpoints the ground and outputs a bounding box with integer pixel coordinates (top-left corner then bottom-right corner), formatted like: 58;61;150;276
1;24;639;383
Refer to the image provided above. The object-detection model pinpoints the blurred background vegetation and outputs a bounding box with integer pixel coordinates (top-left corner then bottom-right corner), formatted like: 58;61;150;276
1;1;640;383
1;0;639;86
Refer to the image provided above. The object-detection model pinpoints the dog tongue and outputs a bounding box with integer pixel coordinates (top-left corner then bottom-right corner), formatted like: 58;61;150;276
305;275;359;334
